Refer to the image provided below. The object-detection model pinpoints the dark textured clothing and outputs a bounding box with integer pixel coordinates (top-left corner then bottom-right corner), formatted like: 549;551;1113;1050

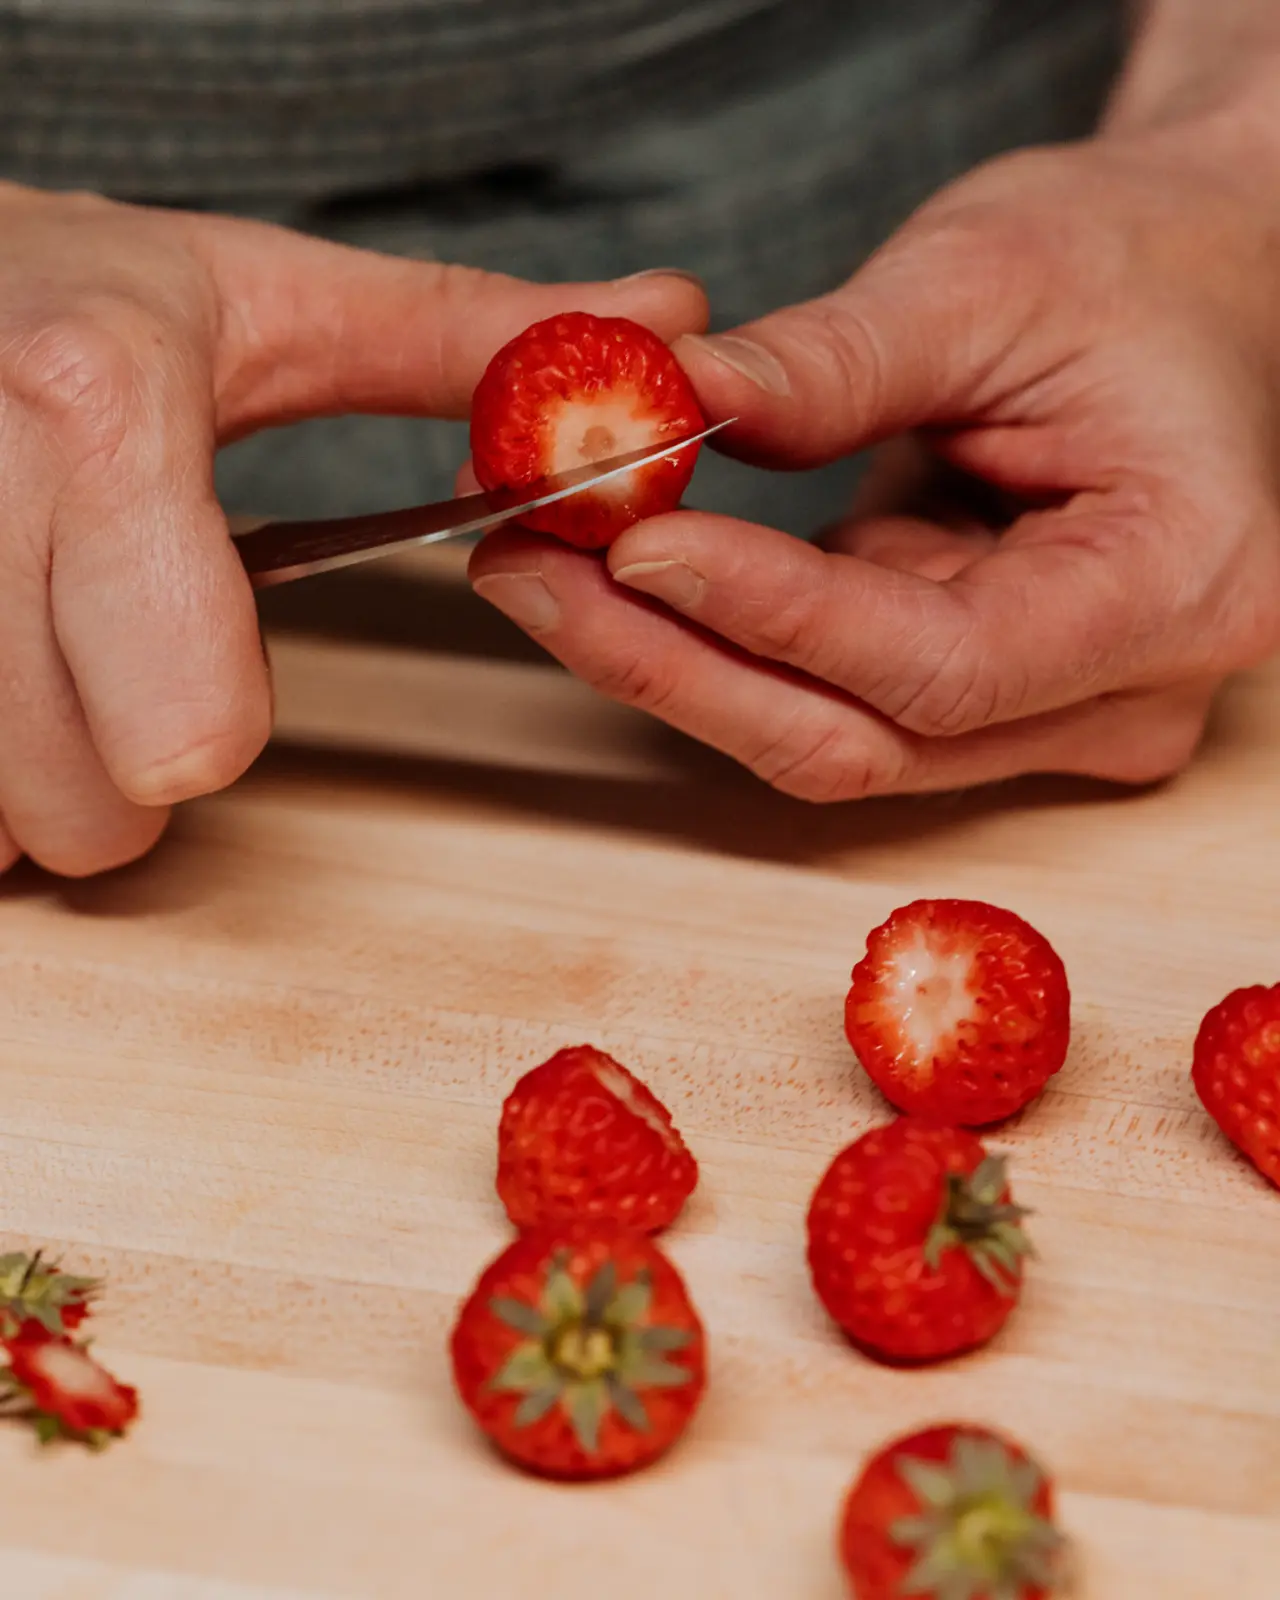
0;1;1125;530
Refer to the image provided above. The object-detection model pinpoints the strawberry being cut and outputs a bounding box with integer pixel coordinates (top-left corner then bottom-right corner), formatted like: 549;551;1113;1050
449;1221;706;1480
839;1424;1067;1600
496;1044;698;1234
0;1250;97;1335
807;1118;1033;1364
846;899;1071;1126
1192;983;1280;1188
1;1321;139;1448
469;311;706;548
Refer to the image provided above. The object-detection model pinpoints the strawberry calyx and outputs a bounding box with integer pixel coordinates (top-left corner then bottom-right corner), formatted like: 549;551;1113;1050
488;1252;693;1454
923;1155;1033;1295
0;1250;98;1336
890;1433;1065;1599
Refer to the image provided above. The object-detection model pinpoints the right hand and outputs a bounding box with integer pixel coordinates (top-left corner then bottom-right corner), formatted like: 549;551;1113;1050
0;183;706;877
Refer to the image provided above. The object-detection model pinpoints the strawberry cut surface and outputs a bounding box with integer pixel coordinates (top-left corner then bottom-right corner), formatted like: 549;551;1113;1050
469;311;706;548
1;1321;139;1447
846;899;1071;1126
496;1044;697;1234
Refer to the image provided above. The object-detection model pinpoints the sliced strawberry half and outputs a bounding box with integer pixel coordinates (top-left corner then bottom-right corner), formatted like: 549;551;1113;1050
1;1321;139;1447
845;899;1071;1127
469;311;706;548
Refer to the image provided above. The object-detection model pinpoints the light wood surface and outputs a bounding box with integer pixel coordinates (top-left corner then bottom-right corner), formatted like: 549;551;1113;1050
1;549;1277;1599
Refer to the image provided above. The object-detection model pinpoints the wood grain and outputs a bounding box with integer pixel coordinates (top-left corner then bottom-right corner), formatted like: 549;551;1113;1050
0;559;1277;1597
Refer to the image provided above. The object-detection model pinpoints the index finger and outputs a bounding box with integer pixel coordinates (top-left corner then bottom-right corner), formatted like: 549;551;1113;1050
185;212;709;438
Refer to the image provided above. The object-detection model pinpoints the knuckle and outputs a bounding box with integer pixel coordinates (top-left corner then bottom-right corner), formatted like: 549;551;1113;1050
747;719;893;804
886;641;1006;738
788;295;889;428
588;651;685;720
747;591;824;666
5;298;160;472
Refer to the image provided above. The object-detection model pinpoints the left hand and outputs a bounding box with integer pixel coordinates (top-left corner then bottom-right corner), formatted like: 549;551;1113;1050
468;105;1280;801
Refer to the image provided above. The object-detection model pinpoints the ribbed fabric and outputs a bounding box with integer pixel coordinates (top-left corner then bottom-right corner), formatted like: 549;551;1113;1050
0;0;1125;530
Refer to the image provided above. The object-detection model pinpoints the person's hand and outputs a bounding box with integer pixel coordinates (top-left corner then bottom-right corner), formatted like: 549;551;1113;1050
0;182;705;875
468;101;1280;802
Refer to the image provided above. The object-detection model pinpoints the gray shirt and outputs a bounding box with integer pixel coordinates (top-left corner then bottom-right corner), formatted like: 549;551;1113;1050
0;0;1123;527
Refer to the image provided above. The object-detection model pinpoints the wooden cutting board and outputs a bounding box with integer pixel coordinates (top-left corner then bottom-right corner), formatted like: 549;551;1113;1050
0;557;1276;1599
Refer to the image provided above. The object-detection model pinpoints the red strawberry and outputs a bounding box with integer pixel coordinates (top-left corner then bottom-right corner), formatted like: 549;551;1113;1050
469;311;706;548
846;899;1070;1126
1192;983;1280;1187
449;1221;706;1480
496;1044;697;1233
0;1250;97;1335
1;1322;139;1447
806;1118;1032;1364
840;1424;1066;1600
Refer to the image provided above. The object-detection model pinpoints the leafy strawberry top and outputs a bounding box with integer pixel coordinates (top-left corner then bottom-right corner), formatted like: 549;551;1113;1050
924;1154;1034;1295
488;1252;695;1455
0;1251;98;1335
890;1432;1065;1599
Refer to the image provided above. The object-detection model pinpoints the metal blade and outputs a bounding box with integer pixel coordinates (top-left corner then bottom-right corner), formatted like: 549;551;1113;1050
232;418;733;589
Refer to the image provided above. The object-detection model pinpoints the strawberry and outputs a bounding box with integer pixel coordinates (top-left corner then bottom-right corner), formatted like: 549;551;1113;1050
469;311;706;548
449;1221;706;1480
840;1424;1066;1600
496;1044;698;1234
1;1321;139;1448
806;1118;1033;1364
846;899;1070;1126
1192;983;1280;1188
0;1250;97;1335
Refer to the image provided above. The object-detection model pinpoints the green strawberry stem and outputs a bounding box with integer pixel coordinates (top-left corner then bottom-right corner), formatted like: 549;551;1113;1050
488;1253;692;1455
890;1434;1065;1599
0;1251;98;1335
923;1155;1034;1294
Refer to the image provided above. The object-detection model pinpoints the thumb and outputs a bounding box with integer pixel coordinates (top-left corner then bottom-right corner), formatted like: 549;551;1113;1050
182;211;709;440
673;217;1050;468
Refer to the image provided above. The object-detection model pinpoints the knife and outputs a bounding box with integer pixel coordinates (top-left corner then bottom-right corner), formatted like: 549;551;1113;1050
230;418;733;589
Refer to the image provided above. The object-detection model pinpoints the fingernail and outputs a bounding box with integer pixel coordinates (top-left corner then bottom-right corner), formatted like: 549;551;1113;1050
472;571;560;633
613;559;706;609
615;266;706;289
125;746;226;806
676;333;790;395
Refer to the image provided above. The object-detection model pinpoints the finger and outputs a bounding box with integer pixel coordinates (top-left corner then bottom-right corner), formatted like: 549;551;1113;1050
604;495;1211;736
823;437;999;581
30;332;272;805
820;514;995;582
468;530;1211;797
0;421;169;875
670;210;1053;469
180;212;708;436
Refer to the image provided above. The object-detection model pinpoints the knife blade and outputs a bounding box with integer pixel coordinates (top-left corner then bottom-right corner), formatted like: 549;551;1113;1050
230;418;733;589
